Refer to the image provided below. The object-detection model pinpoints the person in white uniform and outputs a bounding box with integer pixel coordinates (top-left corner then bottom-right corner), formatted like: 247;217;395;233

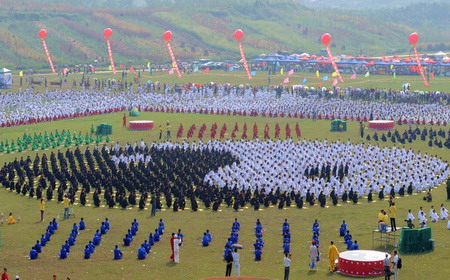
232;248;240;276
173;234;180;263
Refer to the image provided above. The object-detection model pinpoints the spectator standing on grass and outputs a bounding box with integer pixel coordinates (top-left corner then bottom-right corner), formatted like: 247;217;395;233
39;198;45;222
232;248;240;277
225;250;233;277
63;195;70;219
384;253;391;280
392;250;400;280
284;253;291;280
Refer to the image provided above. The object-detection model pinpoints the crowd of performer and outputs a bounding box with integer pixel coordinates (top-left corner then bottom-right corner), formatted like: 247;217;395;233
1;139;447;212
2;86;450;128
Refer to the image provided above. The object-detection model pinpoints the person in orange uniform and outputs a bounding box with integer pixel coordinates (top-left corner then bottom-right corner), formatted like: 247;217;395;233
328;241;339;272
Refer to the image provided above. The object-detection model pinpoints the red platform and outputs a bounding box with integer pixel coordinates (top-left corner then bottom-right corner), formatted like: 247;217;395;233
128;120;154;130
368;120;394;130
338;250;390;277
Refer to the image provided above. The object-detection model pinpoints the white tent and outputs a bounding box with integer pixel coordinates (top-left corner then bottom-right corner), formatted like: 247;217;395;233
0;68;12;89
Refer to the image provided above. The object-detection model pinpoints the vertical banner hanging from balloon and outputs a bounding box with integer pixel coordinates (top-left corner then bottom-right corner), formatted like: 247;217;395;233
234;29;252;80
321;33;344;84
163;31;182;78
409;32;429;87
38;29;56;74
103;28;116;75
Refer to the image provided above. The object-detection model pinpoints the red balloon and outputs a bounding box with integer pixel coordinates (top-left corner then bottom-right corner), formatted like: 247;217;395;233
234;29;244;41
409;32;419;45
38;29;47;39
163;31;172;42
103;28;113;38
321;33;331;45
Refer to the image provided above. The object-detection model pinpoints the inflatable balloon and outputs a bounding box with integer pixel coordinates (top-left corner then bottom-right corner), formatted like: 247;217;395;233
321;33;344;83
103;28;116;74
163;31;182;78
38;29;47;39
163;31;172;42
103;28;113;38
321;33;331;46
234;29;244;41
409;32;419;45
233;29;252;80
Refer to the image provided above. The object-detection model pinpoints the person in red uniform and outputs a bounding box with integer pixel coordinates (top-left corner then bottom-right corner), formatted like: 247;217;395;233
122;113;127;127
2;268;9;280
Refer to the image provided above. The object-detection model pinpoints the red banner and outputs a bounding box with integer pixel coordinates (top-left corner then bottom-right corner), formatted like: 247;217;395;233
106;39;116;75
413;47;429;87
41;39;56;74
326;45;344;83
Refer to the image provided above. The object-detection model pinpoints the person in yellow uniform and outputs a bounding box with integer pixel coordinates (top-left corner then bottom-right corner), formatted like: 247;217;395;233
382;211;390;231
63;195;70;219
39;198;46;222
166;121;171;139
158;124;163;140
7;212;16;224
389;202;397;231
328;241;339;272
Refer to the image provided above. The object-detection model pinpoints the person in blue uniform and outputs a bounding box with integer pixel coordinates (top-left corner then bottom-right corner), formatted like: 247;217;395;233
137;245;147;260
232;218;241;232
339;220;347;237
34;240;42;253
158;219;165;235
100;222;108;235
45;229;51;242
79;218;86;230
143;240;151;253
202;233;210;247
225;238;233;249
114;245;123;260
206;230;212;243
47;222;55;235
282;219;290;235
64;240;71;253
59;245;68;259
88;241;95;253
255;247;262;261
283;242;290;254
68;233;76;246
52;218;58;230
104;218;111;231
349;240;359;250
30;247;38;260
84;245;91;259
123;234;132;246
93;231;101;246
40;234;47;247
344;230;352;243
148;233;155;246
153;229;160;242
72;223;79;236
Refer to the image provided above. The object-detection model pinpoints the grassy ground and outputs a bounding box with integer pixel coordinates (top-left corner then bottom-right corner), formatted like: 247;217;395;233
1;111;450;280
8;70;450;93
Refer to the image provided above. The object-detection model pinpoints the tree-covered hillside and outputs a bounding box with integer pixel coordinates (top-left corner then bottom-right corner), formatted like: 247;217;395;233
0;0;448;69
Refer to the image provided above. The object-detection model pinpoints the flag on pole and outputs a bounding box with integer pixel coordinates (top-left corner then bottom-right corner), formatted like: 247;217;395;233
288;69;294;76
108;65;112;71
318;82;322;88
302;78;307;84
390;65;394;70
364;71;370;78
430;72;435;79
322;76;328;81
147;62;151;68
280;68;284;75
129;66;134;72
19;71;23;77
332;79;338;86
148;67;151;72
393;72;396;79
229;66;234;71
203;68;210;73
350;73;356;79
168;69;174;75
193;67;199;72
251;71;256;76
316;70;320;78
283;77;289;84
332;72;338;77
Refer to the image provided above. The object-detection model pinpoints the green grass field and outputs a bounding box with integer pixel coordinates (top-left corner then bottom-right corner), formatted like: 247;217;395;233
9;69;450;93
1;75;450;280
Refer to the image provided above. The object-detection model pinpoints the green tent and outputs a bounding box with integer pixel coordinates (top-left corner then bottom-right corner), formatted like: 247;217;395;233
399;227;434;254
330;119;347;132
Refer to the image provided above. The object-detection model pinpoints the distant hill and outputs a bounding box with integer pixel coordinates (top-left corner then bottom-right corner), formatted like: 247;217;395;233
296;0;443;9
0;0;448;69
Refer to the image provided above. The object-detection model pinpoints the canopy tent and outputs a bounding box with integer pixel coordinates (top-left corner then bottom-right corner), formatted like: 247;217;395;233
0;68;12;89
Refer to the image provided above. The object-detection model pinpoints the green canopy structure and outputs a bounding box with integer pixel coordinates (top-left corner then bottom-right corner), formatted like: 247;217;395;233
399;227;434;254
96;123;112;136
330;119;347;132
